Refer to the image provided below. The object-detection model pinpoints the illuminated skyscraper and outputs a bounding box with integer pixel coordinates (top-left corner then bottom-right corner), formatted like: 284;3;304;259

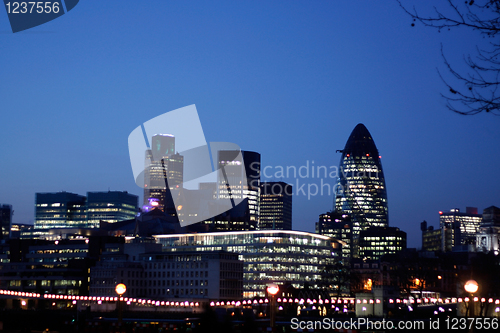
151;134;175;162
334;123;388;257
259;181;292;230
202;150;260;231
143;134;184;211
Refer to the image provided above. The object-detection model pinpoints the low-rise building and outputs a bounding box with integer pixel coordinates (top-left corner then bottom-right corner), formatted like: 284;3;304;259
154;230;342;298
89;240;243;301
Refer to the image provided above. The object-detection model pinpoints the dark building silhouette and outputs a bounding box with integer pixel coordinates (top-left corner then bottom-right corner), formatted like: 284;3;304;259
0;204;13;242
421;220;444;252
334;123;388;258
316;211;352;261
259;181;292;230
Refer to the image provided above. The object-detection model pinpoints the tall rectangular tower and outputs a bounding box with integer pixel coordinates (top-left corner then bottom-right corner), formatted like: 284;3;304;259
203;150;260;231
151;134;175;162
0;204;13;241
143;134;184;212
259;182;292;230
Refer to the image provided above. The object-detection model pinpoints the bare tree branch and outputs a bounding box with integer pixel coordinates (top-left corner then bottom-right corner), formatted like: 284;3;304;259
398;0;500;115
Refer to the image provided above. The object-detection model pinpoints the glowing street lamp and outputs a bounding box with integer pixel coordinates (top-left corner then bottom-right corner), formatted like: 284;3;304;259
267;284;279;328
267;284;279;296
464;280;478;294
115;283;127;296
464;280;478;317
115;283;127;329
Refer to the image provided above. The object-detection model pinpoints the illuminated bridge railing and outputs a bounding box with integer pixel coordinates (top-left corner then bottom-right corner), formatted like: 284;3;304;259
0;289;201;308
1;289;500;308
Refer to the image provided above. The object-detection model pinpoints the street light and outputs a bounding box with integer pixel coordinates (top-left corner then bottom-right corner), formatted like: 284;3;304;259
267;284;279;329
115;283;127;296
115;283;127;330
464;280;478;317
464;280;478;294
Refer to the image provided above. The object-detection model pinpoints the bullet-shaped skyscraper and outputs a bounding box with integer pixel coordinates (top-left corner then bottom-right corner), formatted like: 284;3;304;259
334;123;388;257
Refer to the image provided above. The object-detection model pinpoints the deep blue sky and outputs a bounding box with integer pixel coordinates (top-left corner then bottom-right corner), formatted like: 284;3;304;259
1;1;498;248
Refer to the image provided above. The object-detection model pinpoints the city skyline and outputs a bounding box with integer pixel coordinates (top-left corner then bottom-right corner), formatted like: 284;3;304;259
1;1;499;248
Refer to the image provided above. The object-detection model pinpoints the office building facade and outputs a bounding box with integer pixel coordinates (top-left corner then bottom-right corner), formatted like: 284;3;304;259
86;191;138;228
421;221;444;252
439;207;482;251
35;191;139;230
358;226;406;261
90;242;243;301
154;230;342;298
35;192;87;229
316;211;352;261
259;181;292;230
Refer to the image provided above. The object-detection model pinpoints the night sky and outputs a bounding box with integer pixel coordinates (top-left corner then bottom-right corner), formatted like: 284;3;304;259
1;1;498;248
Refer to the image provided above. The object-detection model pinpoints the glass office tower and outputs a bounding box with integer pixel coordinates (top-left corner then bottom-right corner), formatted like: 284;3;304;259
334;124;388;257
35;192;87;229
259;182;292;230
